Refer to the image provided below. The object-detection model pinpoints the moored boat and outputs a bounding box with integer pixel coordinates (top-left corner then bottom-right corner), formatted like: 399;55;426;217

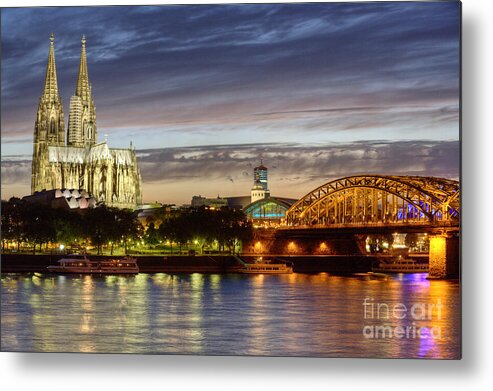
47;254;139;274
240;259;293;274
372;257;428;273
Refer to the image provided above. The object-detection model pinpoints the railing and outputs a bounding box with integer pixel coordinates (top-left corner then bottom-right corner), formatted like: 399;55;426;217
279;220;459;230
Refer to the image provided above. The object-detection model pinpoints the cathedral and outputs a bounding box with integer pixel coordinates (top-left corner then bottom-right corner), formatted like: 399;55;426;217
31;34;142;210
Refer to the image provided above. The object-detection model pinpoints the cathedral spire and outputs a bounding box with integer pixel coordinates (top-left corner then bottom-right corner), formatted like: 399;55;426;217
68;34;97;147
75;34;90;101
42;33;59;100
33;33;65;192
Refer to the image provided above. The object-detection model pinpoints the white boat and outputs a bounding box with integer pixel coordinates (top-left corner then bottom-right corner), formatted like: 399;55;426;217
240;259;293;274
372;257;428;273
47;254;139;274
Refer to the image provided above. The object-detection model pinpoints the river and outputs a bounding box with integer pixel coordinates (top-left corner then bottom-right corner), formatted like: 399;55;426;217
1;272;460;358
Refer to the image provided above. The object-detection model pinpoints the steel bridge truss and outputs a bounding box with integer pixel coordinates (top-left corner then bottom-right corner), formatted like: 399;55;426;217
285;175;460;227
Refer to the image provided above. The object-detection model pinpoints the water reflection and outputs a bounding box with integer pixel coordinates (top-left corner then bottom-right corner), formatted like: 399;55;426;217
1;272;460;358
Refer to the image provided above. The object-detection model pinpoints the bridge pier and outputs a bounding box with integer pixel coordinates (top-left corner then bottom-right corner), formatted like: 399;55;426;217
428;234;460;279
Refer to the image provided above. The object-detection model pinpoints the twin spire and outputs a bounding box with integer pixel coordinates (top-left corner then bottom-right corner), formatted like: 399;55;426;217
42;33;97;147
42;33;59;100
43;33;91;101
76;34;91;102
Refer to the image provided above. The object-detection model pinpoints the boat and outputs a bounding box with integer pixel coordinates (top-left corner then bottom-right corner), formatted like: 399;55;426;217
240;259;293;274
47;254;139;274
372;257;428;273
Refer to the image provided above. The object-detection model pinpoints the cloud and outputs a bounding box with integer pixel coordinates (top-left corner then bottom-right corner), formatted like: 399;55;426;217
2;3;460;152
1;3;460;204
135;140;459;203
0;158;31;197
1;140;459;204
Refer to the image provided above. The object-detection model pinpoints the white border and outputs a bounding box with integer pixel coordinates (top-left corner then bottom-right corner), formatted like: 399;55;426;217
2;0;493;390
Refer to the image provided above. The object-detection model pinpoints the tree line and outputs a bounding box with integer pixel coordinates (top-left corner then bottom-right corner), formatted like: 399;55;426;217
1;197;140;255
154;207;253;254
1;198;252;255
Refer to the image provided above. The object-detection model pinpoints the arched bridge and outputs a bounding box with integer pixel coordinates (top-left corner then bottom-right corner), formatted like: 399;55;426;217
285;175;459;228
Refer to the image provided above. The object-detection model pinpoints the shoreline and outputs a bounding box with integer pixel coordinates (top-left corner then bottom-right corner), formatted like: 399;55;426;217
0;254;375;274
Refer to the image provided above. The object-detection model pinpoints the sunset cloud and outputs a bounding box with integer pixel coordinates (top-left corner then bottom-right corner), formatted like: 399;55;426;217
1;3;460;202
1;140;459;204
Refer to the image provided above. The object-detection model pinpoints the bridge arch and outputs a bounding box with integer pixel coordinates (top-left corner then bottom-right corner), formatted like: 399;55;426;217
285;175;459;227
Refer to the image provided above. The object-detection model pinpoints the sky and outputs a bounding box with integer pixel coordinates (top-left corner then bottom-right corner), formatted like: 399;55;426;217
1;1;460;205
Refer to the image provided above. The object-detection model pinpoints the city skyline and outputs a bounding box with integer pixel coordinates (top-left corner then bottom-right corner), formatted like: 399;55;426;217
1;3;460;205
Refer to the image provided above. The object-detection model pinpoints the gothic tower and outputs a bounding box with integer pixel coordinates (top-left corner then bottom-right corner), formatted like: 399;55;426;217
67;34;97;147
251;161;270;203
31;33;65;193
31;34;142;210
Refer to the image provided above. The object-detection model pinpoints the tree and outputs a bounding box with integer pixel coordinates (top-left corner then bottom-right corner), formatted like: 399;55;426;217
156;207;252;255
84;206;114;255
52;208;83;248
23;202;56;254
114;208;142;254
188;207;218;254
219;208;253;254
173;215;193;253
158;219;173;253
1;198;24;251
144;222;160;247
158;212;193;254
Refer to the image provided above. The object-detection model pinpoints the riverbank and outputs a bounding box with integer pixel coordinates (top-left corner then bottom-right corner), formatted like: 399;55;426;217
0;254;374;273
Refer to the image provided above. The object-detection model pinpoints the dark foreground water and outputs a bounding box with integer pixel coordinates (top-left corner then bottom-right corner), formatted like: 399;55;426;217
1;273;460;358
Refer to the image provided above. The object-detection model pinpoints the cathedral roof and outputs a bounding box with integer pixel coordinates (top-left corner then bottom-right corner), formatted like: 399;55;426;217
47;142;135;165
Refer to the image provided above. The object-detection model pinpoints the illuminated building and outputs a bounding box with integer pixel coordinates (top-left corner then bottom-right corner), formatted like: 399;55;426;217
191;195;228;209
253;162;268;190
135;203;178;228
245;160;296;225
251;161;270;203
251;181;270;203
244;197;296;227
22;188;97;210
31;34;142;210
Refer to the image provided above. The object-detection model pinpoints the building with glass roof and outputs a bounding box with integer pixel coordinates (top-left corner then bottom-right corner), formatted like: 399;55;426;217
243;196;297;227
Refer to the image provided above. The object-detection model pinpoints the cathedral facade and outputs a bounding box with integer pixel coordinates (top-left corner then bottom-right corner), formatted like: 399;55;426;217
31;34;142;210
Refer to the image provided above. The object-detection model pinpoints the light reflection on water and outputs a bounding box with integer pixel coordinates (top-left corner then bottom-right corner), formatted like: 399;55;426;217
1;273;460;358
